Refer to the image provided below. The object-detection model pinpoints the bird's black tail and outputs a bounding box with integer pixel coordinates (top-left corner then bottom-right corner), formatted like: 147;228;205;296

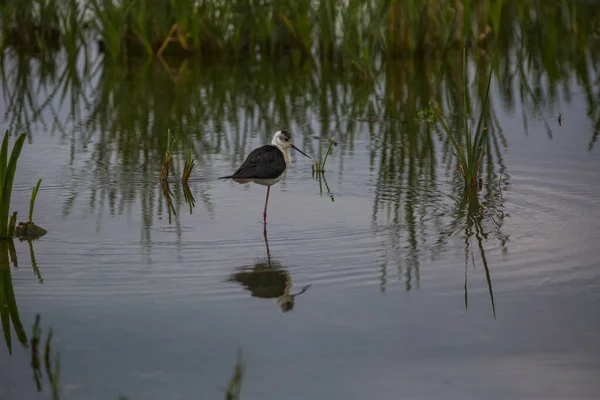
218;175;233;180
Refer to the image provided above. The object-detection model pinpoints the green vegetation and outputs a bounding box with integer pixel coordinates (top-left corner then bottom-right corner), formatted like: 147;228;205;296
312;139;335;176
182;181;196;215
311;139;335;201
182;149;195;184
2;0;599;63
16;178;47;240
161;179;176;224
430;49;493;191
0;131;26;239
29;179;42;223
161;129;175;181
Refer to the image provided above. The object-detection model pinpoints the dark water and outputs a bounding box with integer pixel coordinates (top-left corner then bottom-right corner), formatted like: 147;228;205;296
0;41;600;399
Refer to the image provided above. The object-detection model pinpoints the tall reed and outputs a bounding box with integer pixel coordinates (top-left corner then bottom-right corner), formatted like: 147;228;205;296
6;0;594;62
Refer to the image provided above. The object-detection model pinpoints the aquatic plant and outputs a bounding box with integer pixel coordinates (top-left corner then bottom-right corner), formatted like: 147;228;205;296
182;181;195;215
16;178;47;240
0;0;62;54
0;131;26;239
312;139;335;176
160;179;176;225
430;49;493;191
160;129;175;182
28;178;42;223
4;0;595;62
181;149;194;184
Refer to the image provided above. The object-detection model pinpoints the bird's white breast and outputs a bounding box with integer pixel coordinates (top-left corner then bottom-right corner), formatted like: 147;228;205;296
275;145;291;166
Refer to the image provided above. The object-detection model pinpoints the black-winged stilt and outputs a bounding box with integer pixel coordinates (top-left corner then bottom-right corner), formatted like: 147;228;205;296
219;130;310;223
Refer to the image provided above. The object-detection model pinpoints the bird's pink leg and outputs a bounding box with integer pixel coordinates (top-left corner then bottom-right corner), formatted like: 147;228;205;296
263;186;270;223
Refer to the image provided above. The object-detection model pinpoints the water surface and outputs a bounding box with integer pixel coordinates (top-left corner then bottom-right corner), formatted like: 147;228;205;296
0;38;599;400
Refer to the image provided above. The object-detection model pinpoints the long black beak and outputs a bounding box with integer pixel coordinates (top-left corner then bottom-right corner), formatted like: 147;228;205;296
292;145;311;159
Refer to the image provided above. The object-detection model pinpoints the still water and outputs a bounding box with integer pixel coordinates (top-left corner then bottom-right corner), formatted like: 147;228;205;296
0;46;599;399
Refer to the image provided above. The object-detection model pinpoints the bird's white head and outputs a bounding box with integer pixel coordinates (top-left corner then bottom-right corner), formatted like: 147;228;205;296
271;130;294;150
271;130;311;162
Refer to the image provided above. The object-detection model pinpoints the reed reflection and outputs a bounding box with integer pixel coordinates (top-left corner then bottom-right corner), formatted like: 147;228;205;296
227;227;311;313
0;240;27;354
30;314;61;400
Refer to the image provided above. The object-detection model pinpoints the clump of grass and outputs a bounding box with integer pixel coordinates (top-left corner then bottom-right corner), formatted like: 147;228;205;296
311;139;335;176
15;178;47;240
182;181;195;215
181;149;194;184
429;49;493;191
0;131;26;239
1;0;62;54
160;129;175;182
181;149;196;213
160;179;176;225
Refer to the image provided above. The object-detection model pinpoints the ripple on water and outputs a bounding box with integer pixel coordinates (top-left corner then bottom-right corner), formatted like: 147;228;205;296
489;161;600;295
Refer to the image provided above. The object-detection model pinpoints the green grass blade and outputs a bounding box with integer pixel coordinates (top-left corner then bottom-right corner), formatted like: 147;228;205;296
474;54;494;153
321;140;334;170
0;131;9;234
462;48;472;158
430;101;468;171
29;178;42;223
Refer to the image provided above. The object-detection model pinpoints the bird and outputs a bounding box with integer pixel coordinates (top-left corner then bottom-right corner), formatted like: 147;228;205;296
219;130;311;223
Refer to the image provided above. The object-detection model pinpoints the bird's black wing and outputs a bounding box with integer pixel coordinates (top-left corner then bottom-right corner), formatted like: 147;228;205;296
223;145;286;180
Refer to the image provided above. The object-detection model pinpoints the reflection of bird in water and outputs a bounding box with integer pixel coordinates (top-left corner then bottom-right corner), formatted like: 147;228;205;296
227;227;311;312
219;130;311;223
